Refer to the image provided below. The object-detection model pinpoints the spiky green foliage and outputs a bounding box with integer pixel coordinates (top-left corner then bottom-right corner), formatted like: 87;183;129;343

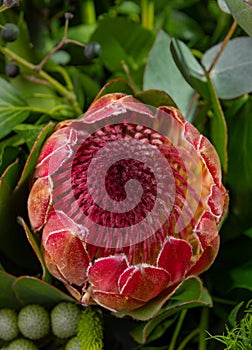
77;307;103;350
210;310;252;349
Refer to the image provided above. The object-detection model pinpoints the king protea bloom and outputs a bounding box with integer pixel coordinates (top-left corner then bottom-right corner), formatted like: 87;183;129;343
28;93;228;313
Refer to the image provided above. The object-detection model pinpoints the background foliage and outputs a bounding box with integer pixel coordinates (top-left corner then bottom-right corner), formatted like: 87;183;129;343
0;0;252;349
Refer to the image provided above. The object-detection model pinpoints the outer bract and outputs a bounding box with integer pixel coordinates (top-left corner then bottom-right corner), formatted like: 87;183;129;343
28;93;228;315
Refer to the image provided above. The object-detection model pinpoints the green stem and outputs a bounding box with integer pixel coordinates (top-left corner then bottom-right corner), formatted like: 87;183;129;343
0;45;82;115
198;308;209;350
141;0;154;30
81;0;96;25
207;20;237;74
177;328;200;350
205;69;228;174
168;310;187;350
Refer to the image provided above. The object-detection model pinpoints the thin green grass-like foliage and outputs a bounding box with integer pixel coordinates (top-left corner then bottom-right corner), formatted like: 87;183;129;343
211;306;252;350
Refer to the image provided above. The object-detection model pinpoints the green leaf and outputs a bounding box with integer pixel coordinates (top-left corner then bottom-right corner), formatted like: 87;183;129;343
18;218;51;283
117;276;211;321
0;271;22;309
230;261;252;291
0;146;19;175
91;17;155;72
170;38;209;98
0;160;40;272
15;122;55;190
143;30;194;116
228;302;244;328
135;89;177;108
244;228;252;239
225;0;252;37
218;0;231;14
13;124;45;151
202;37;252;99
13;276;74;307
94;78;134;101
227;97;252;192
204;71;228;173
0;78;30;140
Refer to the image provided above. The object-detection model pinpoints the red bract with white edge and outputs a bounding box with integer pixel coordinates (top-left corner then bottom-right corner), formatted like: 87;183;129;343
28;93;228;314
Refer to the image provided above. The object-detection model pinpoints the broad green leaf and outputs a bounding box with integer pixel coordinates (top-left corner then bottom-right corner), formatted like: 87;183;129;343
13;276;74;307
18;218;51;283
13;124;44;151
228;302;244;328
15;122;55;190
230;261;252;291
117;276;210;321
218;0;231;14
91;17;155;72
202;37;252;99
0;160;40;272
225;0;252;37
163;9;204;42
170;38;209;98
0;77;30;139
204;71;228;173
0;271;22;309
245;228;252;239
143;30;194;116
135;89;177;108
0;146;19;175
227;97;252;192
131;313;177;344
94;78;134;101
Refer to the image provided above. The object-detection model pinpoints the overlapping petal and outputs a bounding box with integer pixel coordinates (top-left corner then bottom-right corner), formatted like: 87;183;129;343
27;92;229;315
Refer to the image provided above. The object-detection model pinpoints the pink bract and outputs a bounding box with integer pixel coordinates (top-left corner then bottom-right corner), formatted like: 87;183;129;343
28;93;228;313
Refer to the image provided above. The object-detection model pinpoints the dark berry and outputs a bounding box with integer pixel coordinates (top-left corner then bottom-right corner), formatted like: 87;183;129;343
1;23;19;42
5;63;20;78
84;42;101;59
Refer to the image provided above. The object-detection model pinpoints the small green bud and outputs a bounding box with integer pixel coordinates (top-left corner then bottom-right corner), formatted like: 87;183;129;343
65;336;82;350
51;302;81;339
0;308;19;341
8;338;39;350
18;305;50;340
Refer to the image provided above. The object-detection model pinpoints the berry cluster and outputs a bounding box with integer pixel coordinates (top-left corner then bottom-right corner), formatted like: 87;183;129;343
0;20;101;80
0;302;82;350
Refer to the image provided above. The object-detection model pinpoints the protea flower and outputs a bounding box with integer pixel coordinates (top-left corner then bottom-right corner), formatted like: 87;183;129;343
28;93;228;314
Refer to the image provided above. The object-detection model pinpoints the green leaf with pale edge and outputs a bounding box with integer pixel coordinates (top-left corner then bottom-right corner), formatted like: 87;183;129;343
0;271;22;309
143;30;194;116
135;90;177;108
13;276;74;307
228;302;244;328
116;276;210;321
13;124;45;151
15;122;55;190
225;0;252;37
170;38;209;98
130;279;212;343
94;78;134;101
202;37;252;99
0;78;30;140
18;218;51;283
